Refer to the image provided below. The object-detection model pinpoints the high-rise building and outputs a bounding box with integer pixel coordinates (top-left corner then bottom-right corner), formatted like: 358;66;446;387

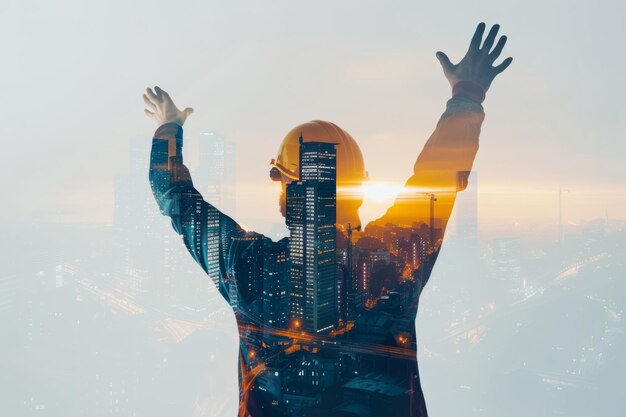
286;137;337;333
262;238;289;328
342;224;362;323
229;232;264;315
196;131;236;218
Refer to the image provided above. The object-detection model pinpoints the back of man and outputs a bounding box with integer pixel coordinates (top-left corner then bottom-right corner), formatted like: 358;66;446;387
144;22;511;416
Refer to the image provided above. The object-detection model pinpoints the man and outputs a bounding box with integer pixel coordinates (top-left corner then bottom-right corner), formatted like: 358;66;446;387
144;22;511;416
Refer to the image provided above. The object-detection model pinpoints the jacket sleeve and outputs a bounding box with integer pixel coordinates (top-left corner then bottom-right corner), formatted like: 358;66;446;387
368;96;484;236
364;95;484;297
148;122;244;302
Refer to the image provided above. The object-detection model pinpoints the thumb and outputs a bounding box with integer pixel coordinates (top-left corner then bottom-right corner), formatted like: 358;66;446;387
436;51;454;72
183;107;194;116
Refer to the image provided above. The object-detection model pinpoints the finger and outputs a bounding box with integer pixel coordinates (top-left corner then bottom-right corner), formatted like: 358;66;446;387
146;87;159;102
144;108;156;119
183;107;194;116
143;94;156;110
436;51;455;73
493;57;513;74
481;24;500;53
488;35;507;62
154;86;170;101
468;22;486;52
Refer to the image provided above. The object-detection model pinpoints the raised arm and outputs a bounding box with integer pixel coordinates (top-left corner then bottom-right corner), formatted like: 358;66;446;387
144;87;245;302
369;23;512;245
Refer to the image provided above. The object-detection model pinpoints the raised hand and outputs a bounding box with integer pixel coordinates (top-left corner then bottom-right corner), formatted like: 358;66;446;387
436;23;512;93
143;86;194;126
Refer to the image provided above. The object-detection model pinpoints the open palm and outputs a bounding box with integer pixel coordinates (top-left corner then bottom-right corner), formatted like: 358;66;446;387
143;86;194;127
437;23;512;92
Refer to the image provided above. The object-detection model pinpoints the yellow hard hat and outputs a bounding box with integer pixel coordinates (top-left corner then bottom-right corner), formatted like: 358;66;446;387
269;120;367;186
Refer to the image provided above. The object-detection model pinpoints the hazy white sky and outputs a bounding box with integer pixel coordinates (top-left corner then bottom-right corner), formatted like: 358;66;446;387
1;0;625;233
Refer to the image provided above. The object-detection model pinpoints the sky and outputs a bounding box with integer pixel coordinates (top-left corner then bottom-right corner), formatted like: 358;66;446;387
1;0;625;235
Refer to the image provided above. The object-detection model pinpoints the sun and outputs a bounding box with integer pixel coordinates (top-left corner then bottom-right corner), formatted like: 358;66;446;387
360;181;406;203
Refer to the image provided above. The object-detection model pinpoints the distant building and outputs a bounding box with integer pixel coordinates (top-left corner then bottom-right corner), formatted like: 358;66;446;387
357;248;391;293
397;233;427;270
196;131;236;218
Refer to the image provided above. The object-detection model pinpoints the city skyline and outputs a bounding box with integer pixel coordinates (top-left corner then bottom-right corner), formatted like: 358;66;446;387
2;2;625;416
24;128;622;239
2;125;624;416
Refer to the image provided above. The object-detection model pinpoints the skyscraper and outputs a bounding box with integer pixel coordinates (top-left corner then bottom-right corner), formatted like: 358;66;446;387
286;136;337;333
262;238;289;328
196;131;236;218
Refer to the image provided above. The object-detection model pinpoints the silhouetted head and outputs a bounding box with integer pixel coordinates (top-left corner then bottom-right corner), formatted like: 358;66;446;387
269;120;367;228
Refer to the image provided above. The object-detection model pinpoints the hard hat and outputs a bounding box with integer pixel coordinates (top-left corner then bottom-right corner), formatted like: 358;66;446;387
269;120;367;186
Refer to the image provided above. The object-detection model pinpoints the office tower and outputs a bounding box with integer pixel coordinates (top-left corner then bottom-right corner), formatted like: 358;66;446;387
196;132;236;218
230;232;265;316
343;224;361;322
262;238;289;328
286;136;337;333
196;131;236;301
286;181;306;322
